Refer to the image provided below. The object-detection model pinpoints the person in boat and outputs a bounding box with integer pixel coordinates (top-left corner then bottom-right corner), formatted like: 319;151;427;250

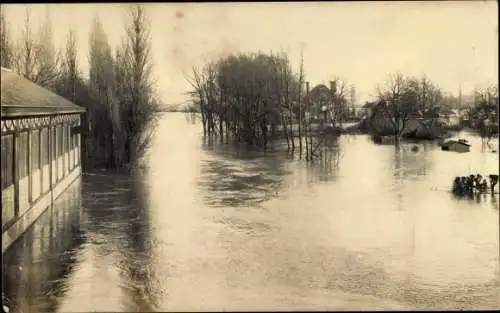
488;174;499;193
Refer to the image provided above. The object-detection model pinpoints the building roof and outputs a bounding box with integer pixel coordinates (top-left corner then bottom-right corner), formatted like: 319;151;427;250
305;84;330;105
1;67;85;118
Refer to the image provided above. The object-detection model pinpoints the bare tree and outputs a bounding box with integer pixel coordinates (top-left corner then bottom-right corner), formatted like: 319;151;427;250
413;75;443;136
329;77;349;128
470;84;499;144
281;52;295;151
186;65;209;136
34;7;59;89
349;85;357;120
53;28;93;168
297;48;305;157
117;4;158;164
13;7;60;89
0;4;13;68
56;28;79;101
14;8;36;79
375;72;417;145
187;51;301;149
88;15;120;167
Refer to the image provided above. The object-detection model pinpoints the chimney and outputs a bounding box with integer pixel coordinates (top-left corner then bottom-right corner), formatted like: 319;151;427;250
306;81;310;94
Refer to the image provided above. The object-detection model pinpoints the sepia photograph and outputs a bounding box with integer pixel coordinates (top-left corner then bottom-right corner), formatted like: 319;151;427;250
1;1;499;312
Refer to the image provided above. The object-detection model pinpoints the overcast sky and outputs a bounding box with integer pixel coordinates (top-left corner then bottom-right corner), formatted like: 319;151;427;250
3;1;498;105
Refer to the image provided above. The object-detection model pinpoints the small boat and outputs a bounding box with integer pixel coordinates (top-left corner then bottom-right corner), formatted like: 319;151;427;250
441;139;471;152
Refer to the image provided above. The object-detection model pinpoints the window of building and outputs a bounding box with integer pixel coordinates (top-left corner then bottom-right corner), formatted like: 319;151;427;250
72;134;77;168
62;125;67;174
1;135;14;189
41;128;49;166
31;129;40;172
76;135;80;166
69;129;74;170
53;127;58;158
53;126;58;181
66;125;71;171
58;126;63;158
19;132;29;179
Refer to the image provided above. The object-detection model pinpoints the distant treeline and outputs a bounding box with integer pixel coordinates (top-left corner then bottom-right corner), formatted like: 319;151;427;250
157;105;201;113
0;4;159;170
188;49;499;149
187;50;360;160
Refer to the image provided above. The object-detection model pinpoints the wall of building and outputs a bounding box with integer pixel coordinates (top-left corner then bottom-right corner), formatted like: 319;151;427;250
2;177;82;313
1;113;83;253
1;134;15;227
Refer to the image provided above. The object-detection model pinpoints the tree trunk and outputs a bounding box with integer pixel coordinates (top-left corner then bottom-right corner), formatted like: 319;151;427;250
298;105;303;156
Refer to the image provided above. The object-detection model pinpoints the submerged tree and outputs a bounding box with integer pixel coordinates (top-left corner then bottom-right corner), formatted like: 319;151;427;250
373;72;413;145
88;15;119;168
54;28;93;168
1;5;158;171
187;49;346;162
116;4;158;165
368;73;449;145
188;51;301;149
373;72;444;145
329;78;349;128
470;84;499;143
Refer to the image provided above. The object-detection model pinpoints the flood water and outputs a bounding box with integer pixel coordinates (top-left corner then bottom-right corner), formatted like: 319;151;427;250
3;113;500;312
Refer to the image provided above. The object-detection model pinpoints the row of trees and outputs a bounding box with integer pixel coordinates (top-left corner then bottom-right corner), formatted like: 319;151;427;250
365;72;499;145
189;51;498;151
188;50;351;160
469;84;499;142
0;5;158;169
370;73;445;143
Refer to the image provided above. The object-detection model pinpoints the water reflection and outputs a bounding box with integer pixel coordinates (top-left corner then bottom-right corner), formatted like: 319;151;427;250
198;139;291;207
302;146;342;184
79;170;162;312
392;143;435;180
2;180;84;313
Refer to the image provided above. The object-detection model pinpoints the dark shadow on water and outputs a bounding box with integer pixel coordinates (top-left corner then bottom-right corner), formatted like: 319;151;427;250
198;138;292;208
451;189;500;208
2;180;85;313
198;136;346;206
81;169;163;312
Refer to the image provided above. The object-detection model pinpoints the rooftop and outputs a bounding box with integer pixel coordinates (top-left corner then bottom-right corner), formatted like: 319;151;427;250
1;67;85;118
305;84;331;105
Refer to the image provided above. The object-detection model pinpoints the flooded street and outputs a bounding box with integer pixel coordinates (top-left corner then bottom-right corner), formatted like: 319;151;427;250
3;113;500;312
